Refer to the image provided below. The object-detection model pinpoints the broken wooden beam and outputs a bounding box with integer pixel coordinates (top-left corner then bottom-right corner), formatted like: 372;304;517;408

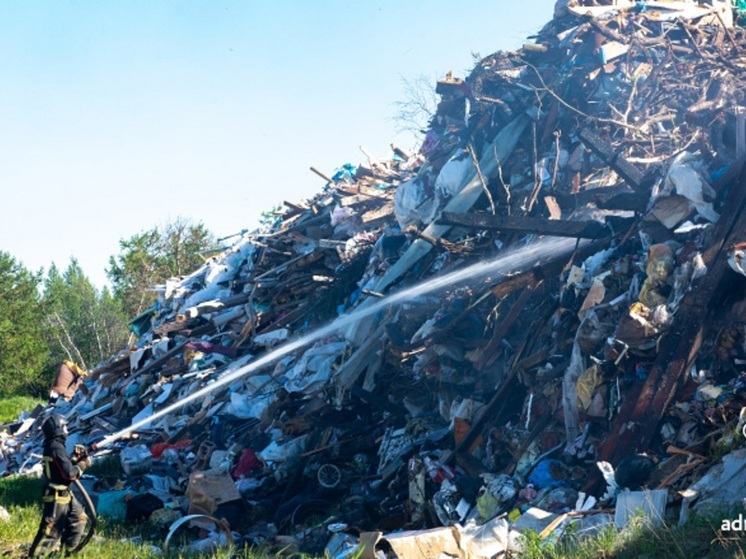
153;316;201;335
283;200;307;216
337;324;386;389
438;211;610;239
310;166;333;183
390;144;409;161
595;192;650;213
552;187;648;213
579;129;655;192
132;342;188;378
361;201;395;227
91;354;131;379
337;191;388;207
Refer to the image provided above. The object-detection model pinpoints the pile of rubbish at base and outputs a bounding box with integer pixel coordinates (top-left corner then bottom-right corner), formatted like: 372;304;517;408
5;1;746;557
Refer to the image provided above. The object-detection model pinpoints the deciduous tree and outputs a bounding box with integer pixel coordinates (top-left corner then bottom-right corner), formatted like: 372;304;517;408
43;260;128;370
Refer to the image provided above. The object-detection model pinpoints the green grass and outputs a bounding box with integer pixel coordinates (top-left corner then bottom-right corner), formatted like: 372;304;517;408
519;510;746;559
0;474;43;507
0;475;326;559
0;396;44;423
2;473;742;559
3;476;741;559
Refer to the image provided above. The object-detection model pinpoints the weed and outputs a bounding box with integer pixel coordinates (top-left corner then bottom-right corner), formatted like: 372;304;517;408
712;422;746;461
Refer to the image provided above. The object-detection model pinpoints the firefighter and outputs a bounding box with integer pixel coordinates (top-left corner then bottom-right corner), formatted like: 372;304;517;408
28;414;91;557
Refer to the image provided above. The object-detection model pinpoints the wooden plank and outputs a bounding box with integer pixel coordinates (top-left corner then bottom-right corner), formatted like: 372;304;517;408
310;166;333;183
132;342;187;378
544;196;562;220
361;201;395;225
551;184;640;210
490;270;543;300
338;192;389;206
339;193;374;207
91;355;130;379
439;212;609;239
153;317;196;335
283;200;306;216
282;213;329;235
596;192;650;212
337;324;386;389
516;349;550;371
336;184;392;198
296;250;325;268
579;129;654;192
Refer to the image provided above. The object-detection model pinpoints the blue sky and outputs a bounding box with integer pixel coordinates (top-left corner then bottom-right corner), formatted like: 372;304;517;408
0;1;552;288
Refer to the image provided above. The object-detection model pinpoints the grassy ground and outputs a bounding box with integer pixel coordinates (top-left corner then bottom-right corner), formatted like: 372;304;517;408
0;395;44;423
519;512;746;559
0;398;320;558
2;470;743;559
0;475;320;558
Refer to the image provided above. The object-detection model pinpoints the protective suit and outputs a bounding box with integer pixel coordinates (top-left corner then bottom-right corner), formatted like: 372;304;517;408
49;361;87;404
28;414;90;557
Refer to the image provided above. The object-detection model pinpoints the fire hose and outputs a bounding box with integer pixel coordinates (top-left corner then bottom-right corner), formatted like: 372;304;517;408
69;478;97;554
67;444;99;554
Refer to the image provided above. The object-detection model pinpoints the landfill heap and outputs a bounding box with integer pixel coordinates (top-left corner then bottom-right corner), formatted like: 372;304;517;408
5;1;746;557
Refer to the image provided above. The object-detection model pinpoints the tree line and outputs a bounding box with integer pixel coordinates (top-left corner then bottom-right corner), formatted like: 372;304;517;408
0;217;216;397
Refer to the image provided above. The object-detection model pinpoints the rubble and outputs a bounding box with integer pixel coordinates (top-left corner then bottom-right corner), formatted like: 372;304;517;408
4;0;746;556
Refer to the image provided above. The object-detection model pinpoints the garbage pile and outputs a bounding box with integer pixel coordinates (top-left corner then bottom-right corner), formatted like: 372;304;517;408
4;1;746;556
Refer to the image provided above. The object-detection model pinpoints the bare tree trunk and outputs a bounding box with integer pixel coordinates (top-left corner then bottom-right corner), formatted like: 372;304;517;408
51;311;87;369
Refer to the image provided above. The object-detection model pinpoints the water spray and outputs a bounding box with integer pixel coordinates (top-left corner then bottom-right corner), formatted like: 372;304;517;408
96;236;583;449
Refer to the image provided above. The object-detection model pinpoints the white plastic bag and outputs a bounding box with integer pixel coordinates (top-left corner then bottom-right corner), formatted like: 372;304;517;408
394;178;438;229
434;153;472;198
662;151;719;223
